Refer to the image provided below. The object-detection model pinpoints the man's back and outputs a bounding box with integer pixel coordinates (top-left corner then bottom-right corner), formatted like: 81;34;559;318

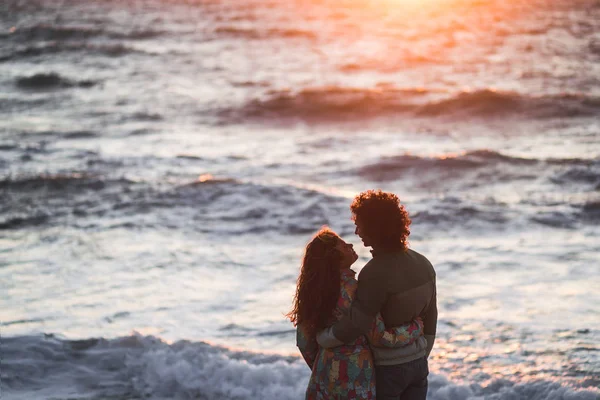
348;249;437;365
326;248;437;365
362;249;436;333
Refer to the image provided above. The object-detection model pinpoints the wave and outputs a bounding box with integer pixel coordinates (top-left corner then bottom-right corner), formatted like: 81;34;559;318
2;168;597;233
130;111;164;121
176;154;205;161
16;73;97;90
0;43;146;62
0;172;348;234
411;195;600;230
7;24;165;42
550;165;600;186
2;334;307;400
418;90;600;119
356;149;546;184
2;334;597;400
581;201;600;220
409;196;513;228
339;52;439;71
62;131;99;139
222;87;600;123
0;214;50;230
220;87;416;122
0;97;50;112
213;26;316;40
357;151;600;190
530;210;580;229
0;174;139;230
112;29;166;40
147;178;348;234
8;24;104;41
0;173;132;193
0;143;19;151
358;150;539;180
3;159;596;233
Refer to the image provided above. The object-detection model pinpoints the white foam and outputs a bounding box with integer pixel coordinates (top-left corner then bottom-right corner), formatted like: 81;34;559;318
427;375;599;400
128;339;309;399
2;334;598;400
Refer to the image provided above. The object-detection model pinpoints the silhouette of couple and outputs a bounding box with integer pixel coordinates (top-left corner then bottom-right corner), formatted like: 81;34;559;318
288;190;437;400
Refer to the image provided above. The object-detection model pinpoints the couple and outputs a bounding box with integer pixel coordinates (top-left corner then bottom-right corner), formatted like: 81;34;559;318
288;190;437;400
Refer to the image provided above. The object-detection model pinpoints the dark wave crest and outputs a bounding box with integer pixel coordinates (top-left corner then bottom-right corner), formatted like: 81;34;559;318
357;150;600;185
412;204;510;226
214;26;316;40
146;178;347;234
418;90;600;119
0;43;145;62
8;24;103;41
0;174;139;229
222;87;600;123
221;87;415;122
0;173;123;192
16;73;97;90
581;201;600;220
62;131;99;139
550;165;600;186
0;214;50;230
410;195;600;231
358;150;539;182
0;172;348;234
0;97;49;112
2;162;596;234
6;24;165;43
112;29;165;40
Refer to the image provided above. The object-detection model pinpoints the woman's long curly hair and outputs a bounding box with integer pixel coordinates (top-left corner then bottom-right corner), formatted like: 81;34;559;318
286;227;343;338
351;190;411;251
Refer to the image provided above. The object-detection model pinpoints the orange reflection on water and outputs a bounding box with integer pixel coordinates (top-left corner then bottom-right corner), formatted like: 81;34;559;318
288;0;546;76
197;173;214;183
432;151;464;160
429;338;599;391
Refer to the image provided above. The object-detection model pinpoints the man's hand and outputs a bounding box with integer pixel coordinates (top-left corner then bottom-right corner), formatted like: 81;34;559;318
425;334;436;358
316;327;344;348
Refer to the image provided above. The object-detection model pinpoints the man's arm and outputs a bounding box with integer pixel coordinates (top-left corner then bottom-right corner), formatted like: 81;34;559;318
318;261;388;347
423;280;437;357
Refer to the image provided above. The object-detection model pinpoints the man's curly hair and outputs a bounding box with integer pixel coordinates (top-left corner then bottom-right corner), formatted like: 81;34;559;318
351;190;411;250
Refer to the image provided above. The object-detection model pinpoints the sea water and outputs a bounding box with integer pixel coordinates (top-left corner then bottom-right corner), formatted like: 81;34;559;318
1;0;599;398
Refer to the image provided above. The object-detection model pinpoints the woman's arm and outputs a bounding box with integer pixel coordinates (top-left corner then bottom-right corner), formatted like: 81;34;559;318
296;325;319;369
368;314;424;348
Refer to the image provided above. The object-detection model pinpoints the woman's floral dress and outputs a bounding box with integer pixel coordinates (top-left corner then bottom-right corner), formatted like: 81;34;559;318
297;269;424;400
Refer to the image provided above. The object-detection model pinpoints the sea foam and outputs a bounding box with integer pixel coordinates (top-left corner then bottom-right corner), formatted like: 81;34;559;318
2;334;598;400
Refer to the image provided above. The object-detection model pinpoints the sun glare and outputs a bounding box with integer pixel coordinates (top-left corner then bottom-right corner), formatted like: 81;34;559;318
382;0;450;6
355;0;458;17
387;0;440;3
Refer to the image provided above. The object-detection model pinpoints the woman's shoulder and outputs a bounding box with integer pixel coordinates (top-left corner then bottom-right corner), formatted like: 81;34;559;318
339;269;358;303
341;269;357;288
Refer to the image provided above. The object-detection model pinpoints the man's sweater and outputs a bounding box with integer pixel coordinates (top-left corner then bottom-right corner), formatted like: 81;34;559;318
319;248;437;366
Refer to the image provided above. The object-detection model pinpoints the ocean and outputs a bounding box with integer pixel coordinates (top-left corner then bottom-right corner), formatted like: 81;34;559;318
1;0;599;398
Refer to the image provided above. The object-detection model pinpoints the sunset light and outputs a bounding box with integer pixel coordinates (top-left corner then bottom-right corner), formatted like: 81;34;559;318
383;0;449;5
2;0;599;398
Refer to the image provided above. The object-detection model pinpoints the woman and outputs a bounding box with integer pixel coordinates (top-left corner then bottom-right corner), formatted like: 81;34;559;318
287;227;424;399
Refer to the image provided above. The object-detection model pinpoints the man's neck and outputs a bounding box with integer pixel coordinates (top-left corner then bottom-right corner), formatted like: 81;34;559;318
371;245;407;257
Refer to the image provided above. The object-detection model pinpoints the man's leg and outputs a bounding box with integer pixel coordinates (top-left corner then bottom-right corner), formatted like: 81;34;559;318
375;364;408;400
375;358;429;400
398;357;428;400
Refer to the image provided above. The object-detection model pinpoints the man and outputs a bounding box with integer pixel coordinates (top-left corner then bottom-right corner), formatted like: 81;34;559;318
318;190;437;400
